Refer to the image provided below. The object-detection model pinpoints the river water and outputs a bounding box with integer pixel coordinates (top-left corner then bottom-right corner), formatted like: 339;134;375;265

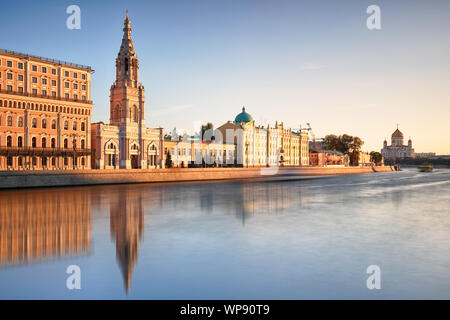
0;168;449;299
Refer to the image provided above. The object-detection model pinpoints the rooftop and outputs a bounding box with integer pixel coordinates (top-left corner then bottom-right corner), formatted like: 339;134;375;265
0;48;93;71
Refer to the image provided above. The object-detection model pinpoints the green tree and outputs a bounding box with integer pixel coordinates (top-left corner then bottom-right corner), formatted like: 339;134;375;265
323;134;364;166
323;134;364;154
165;150;173;168
370;151;382;165
322;134;340;152
201;122;214;138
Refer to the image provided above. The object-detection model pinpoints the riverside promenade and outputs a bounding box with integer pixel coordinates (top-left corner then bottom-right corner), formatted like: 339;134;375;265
0;166;394;189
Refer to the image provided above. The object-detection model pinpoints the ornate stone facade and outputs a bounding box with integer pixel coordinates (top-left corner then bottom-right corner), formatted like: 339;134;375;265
217;107;309;167
91;14;163;169
0;49;93;170
381;127;415;160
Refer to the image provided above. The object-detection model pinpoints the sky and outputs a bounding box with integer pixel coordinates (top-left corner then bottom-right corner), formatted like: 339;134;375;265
1;0;449;154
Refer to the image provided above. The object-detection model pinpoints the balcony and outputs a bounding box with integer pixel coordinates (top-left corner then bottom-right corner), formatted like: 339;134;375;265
0;89;93;105
0;146;92;157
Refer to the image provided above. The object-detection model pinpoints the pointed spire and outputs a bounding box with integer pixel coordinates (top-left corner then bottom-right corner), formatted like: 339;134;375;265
120;10;135;56
124;9;130;26
242;106;246;113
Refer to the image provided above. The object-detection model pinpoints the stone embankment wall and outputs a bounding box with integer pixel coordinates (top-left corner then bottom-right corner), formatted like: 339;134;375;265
0;166;393;189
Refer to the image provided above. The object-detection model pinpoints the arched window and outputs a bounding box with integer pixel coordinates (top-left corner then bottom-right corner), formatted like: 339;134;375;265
32;137;37;148
81;158;85;166
7;157;13;167
18;136;23;148
42;119;47;129
51;138;56;148
32;118;37;128
18;117;23;127
7;116;12;126
81;139;85;149
64;121;68;130
64;139;68;149
73;121;77;131
42;137;46;148
64;157;68;166
42;157;47;167
7;136;12;147
32;157;37;166
81;122;85;131
51;120;56;129
51;157;56;166
115;104;120;119
134;105;138;122
18;157;23;167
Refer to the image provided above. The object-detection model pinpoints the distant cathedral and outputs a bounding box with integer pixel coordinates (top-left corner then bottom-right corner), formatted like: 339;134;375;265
91;12;163;169
381;126;415;160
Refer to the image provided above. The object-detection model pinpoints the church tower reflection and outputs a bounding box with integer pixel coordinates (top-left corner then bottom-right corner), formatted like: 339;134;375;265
109;187;144;294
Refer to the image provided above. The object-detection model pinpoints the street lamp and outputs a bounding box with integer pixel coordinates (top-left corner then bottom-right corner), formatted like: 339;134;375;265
71;134;77;170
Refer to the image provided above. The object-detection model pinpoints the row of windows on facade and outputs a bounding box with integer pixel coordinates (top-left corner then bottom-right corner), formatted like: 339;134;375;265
166;147;235;157
0;60;87;79
0;72;87;90
3;136;86;149
0;85;86;100
105;143;158;153
0;116;86;131
4;156;86;167
0;99;91;115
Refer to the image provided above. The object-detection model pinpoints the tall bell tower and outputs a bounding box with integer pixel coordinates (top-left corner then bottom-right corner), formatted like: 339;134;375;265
110;11;145;126
109;11;146;169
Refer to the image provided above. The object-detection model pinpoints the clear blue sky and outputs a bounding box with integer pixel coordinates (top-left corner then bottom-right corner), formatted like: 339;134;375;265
2;0;450;153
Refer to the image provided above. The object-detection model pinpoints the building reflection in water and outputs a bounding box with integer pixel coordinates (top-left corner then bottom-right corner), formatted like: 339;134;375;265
192;181;307;225
0;189;91;266
109;187;144;294
0;180;307;294
233;182;307;225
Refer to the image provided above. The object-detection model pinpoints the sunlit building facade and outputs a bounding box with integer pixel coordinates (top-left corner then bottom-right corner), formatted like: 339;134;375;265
217;107;309;167
162;135;236;168
381;127;415;160
91;14;163;169
0;49;94;170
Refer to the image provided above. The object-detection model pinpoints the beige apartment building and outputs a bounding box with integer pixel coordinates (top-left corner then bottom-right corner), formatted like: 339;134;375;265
0;49;94;170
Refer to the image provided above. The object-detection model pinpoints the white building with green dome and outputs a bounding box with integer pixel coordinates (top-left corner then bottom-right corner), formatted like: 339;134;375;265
217;107;309;167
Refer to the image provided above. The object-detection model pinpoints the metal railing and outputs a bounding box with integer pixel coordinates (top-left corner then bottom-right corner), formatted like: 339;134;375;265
0;49;93;70
0;89;93;105
0;146;91;157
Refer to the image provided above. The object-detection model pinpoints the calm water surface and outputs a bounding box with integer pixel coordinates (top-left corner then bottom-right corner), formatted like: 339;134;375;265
0;168;449;299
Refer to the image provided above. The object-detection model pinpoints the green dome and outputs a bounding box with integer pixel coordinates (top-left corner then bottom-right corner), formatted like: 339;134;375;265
234;107;253;123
